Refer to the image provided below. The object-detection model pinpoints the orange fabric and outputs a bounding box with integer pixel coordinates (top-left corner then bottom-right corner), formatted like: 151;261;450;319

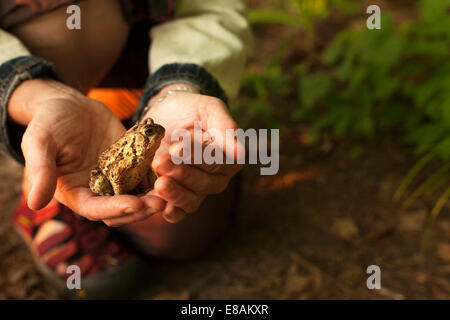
13;198;60;237
87;88;142;120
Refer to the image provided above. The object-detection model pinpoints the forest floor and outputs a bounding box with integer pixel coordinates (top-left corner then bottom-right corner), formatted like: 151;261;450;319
1;133;450;299
0;0;449;299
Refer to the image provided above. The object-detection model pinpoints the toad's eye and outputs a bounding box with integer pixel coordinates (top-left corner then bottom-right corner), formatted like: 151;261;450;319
144;127;153;135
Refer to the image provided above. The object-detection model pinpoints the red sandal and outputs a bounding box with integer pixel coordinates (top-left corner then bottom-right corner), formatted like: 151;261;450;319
12;199;145;299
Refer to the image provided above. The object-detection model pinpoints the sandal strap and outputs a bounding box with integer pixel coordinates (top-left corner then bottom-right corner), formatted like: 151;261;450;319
12;199;133;277
45;241;78;270
36;226;72;256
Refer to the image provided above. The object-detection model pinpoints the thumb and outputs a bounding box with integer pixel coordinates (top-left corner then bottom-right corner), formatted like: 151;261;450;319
22;123;57;210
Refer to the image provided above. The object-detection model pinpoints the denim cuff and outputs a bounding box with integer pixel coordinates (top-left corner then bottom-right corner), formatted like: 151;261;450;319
132;63;229;122
0;56;58;164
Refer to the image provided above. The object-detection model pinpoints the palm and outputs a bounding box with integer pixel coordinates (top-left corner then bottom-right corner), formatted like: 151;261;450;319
25;98;133;217
52;102;126;201
53;104;123;177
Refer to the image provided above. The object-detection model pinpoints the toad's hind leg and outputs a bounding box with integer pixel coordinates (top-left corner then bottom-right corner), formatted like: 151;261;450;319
89;167;114;196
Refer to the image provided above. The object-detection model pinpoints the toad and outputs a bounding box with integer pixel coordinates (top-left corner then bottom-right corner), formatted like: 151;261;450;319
89;118;165;195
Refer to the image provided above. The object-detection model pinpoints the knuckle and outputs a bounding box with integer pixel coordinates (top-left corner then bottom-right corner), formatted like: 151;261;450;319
208;96;225;107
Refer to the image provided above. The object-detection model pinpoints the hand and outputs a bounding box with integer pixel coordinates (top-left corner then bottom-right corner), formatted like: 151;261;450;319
143;84;244;223
9;79;165;226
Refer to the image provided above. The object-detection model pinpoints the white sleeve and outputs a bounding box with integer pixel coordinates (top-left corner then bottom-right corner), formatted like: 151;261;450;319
149;0;253;99
0;29;30;65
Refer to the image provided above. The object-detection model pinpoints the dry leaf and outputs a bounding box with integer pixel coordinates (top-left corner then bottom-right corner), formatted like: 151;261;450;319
437;243;450;262
331;218;359;241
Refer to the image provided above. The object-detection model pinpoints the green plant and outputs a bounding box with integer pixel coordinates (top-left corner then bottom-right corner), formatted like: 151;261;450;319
296;15;405;137
243;0;449;248
237;0;358;127
294;0;450;244
248;0;357;42
232;58;291;129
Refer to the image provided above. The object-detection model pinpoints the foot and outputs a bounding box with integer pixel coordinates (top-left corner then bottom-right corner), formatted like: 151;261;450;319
12;199;144;299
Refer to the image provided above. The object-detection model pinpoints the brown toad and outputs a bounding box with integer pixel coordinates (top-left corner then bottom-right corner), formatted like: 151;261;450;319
89;118;165;196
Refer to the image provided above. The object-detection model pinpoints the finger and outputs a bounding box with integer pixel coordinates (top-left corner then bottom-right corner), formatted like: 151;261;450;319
162;203;187;223
169;128;244;176
153;153;229;195
56;186;145;221
139;193;167;212
198;99;246;164
103;194;167;226
103;209;155;227
154;176;204;213
198;129;245;175
164;120;221;173
22;124;57;210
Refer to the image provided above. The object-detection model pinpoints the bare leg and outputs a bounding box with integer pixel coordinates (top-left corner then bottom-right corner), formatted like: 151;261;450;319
119;177;239;260
22;168;239;261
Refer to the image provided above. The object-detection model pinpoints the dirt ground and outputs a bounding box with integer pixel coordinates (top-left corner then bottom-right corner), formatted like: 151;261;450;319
0;0;449;300
1;134;449;299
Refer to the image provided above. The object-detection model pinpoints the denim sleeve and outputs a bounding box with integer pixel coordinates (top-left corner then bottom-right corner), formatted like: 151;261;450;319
132;63;229;122
0;56;58;164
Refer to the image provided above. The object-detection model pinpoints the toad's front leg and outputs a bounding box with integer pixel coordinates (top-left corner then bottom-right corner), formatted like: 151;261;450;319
89;167;114;196
147;168;158;189
129;167;158;195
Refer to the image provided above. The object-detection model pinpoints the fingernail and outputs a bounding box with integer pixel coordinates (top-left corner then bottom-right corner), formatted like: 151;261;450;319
142;195;167;211
145;208;157;216
164;213;174;222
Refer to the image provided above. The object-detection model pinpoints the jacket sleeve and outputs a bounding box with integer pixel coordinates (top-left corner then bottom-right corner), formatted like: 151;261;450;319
0;29;58;163
148;0;253;100
0;28;30;64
